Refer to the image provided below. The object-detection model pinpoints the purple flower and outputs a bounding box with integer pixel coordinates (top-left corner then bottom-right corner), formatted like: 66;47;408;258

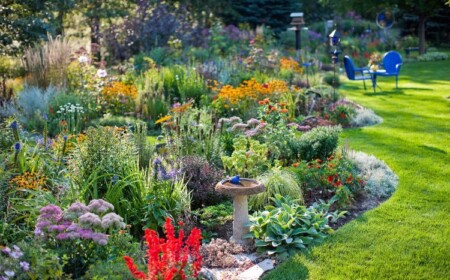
56;233;69;240
229;123;248;132
64;202;89;220
153;157;162;166
88;199;114;214
43;112;48;121
298;125;311;132
4;270;14;277
91;232;108;245
38;204;63;221
246;118;260;126
20;261;30;272
78;228;95;239
63;135;68;141
2;246;11;255
102;213;125;229
10;250;23;259
14;142;21;151
10;121;18;130
79;213;102;228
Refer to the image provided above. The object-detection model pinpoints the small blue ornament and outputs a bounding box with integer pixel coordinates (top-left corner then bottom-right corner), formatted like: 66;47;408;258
230;175;240;184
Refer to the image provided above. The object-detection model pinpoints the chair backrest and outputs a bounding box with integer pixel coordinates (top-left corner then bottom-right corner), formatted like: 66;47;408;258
343;56;356;80
383;51;402;73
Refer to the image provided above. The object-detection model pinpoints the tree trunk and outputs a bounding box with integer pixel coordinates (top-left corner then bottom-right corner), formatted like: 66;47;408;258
418;15;426;55
90;16;100;45
55;11;65;36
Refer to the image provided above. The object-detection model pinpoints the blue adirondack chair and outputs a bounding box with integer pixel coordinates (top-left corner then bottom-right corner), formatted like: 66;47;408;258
343;56;372;90
370;51;403;92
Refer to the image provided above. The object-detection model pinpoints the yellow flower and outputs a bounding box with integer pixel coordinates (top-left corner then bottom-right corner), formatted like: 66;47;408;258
155;115;172;124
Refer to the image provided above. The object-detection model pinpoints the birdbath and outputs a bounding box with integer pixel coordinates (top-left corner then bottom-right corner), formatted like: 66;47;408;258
215;177;265;245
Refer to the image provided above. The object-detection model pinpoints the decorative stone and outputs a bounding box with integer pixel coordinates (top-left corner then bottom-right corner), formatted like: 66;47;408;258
237;259;275;280
215;178;265;245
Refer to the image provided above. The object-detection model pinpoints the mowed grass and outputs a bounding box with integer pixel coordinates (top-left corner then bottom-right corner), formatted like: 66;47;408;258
264;58;450;279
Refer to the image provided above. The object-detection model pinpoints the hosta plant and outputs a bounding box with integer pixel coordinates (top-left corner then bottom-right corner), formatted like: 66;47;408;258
246;194;345;260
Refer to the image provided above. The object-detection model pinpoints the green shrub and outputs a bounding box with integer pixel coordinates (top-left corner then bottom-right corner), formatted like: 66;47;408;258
246;194;345;260
249;168;303;210
322;73;340;88
196;201;233;236
90;115;146;129
417;52;448;62
298;126;341;161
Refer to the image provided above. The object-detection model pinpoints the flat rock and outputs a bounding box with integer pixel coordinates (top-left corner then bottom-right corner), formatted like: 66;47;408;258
237;259;274;280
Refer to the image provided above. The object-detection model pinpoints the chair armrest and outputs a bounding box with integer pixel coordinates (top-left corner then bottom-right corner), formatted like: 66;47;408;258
396;63;403;72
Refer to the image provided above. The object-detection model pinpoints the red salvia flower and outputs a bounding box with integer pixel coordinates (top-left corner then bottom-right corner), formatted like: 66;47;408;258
123;218;202;280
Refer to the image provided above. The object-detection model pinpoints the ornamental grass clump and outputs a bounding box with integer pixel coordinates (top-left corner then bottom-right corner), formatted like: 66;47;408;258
123;217;202;280
250;168;303;210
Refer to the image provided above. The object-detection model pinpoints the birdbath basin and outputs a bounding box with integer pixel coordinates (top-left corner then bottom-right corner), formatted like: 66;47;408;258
215;178;265;245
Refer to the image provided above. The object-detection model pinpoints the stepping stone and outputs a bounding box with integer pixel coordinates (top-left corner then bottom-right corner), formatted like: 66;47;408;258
237;259;274;280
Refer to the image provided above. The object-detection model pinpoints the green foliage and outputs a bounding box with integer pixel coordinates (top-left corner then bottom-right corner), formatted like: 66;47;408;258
90;115;146;129
290;154;364;207
246;194;345;260
417;52;448;61
322;73;340;88
19;240;67;279
250;168;303;210
298;126;341;162
221;135;270;178
14;86;57;132
196;202;233;231
163;107;223;165
0;2;54;55
143;178;191;231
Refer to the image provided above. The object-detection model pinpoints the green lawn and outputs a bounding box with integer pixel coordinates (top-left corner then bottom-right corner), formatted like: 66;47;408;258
264;59;450;279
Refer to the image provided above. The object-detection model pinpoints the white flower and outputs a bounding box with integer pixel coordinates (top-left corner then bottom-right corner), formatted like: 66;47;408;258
78;55;88;63
97;69;107;78
5;270;15;277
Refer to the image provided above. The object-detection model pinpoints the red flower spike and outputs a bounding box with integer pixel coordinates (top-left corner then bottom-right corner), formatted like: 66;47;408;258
123;256;147;279
124;219;202;280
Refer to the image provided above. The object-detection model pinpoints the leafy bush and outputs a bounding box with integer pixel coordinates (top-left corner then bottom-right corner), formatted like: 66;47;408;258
15;86;58;131
417;52;448;62
298;126;341;161
221;135;270;178
246;194;345;260
346;151;399;199
249;168;303;210
181;156;227;209
351;107;383;127
69;126;138;200
196;202;233;232
90;115;146;129
323;73;340;88
290;154;365;207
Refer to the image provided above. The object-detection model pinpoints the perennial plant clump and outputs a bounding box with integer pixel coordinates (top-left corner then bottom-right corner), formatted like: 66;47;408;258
123;217;202;280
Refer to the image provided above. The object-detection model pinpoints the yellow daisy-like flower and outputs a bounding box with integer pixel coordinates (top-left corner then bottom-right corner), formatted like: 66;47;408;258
155;115;172;124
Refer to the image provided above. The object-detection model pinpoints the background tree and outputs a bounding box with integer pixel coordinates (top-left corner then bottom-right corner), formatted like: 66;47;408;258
320;0;448;54
75;0;130;46
221;0;301;34
0;0;54;56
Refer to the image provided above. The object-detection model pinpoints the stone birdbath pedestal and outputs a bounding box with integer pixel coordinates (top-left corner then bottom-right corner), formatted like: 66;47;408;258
215;177;265;245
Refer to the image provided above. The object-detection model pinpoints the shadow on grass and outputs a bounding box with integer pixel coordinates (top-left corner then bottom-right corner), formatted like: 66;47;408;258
418;145;447;154
263;255;309;280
